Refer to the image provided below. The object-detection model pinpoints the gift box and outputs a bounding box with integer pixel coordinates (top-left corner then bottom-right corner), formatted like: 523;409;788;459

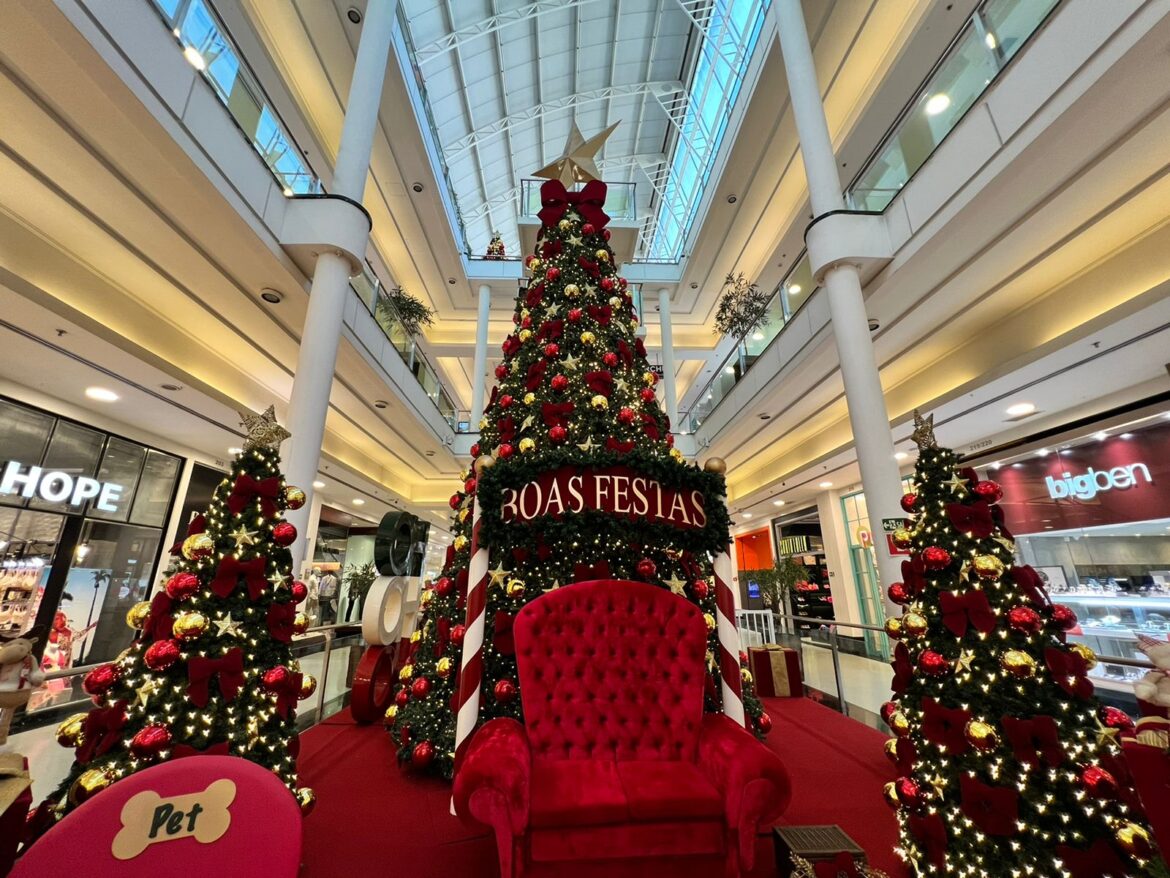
1122;716;1170;854
774;825;886;878
749;645;802;698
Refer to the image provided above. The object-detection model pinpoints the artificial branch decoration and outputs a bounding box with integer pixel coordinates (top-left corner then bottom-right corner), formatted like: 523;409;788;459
713;272;771;339
380;286;436;337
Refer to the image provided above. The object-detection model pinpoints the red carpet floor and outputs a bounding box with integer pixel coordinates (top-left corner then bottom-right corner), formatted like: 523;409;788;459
298;698;906;877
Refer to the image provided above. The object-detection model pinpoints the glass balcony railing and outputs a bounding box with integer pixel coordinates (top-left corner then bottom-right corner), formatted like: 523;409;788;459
680;0;1058;433
518;179;638;223
351;268;459;431
149;0;320;196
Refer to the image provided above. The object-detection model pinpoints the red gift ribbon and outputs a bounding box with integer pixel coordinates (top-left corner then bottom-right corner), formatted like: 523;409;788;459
187;648;245;707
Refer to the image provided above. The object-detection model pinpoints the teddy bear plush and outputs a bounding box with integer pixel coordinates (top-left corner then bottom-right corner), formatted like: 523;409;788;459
1135;634;1170;715
0;625;46;747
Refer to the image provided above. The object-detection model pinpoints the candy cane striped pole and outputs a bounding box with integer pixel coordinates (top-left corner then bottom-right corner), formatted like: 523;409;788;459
454;493;490;766
713;547;746;726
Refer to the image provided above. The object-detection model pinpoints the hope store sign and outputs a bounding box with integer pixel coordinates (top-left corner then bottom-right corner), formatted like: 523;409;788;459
0;461;125;512
500;466;708;529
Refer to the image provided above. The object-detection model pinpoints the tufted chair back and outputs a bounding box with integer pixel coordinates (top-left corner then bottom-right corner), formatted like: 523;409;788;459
513;579;709;762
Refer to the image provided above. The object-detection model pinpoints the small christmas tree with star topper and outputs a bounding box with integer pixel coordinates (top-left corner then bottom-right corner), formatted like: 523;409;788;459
486;231;506;260
881;411;1161;876
39;407;318;823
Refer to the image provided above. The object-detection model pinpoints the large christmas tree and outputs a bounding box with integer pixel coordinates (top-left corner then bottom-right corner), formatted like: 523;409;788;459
883;412;1160;876
41;408;316;821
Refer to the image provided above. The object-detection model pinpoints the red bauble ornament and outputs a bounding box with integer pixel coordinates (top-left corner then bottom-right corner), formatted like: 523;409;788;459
525;254;536;268
603;352;619;367
411;677;431;698
636;558;657;579
395;688;409;708
888;582;911;605
600;277;614;291
451;624;467;645
144;639;181;671
666;434;674;447
551;374;569;392
546;266;561;281
470;442;481;457
82;663;121;696
291;581;308;602
464;477;477;495
921;547;952;570
640;388;656;403
1099;706;1136;736
1050;604;1078;630
918;650;950;676
130;724;172;759
895;776;923;809
495;364;507;380
568;308;583;322
543;343;559;358
618;407;636;425
449;494;462;509
880;701;898;724
1081;765;1119;799
549;425;567;443
263;666;291;691
165;572;200;601
1007;606;1043;634
498;443;515;459
521;315;533;329
692;580;709;599
603;229;612;241
494;678;517;703
756;712;773;733
582;223;595;236
972;480;1003;504
900;493;918;513
499;394;514;409
412;740;435;767
272;522;297;546
435;577;454;597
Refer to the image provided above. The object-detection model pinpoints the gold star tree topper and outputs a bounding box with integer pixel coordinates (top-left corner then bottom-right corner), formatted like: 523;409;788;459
533;120;620;186
911;409;938;450
239;405;291;450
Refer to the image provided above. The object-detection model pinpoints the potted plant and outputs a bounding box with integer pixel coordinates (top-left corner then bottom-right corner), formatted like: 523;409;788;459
341;562;377;622
713;272;772;340
378;286;436;337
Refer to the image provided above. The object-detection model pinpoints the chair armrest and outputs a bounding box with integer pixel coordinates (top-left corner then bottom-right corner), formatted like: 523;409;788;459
453;717;532;834
698;713;791;868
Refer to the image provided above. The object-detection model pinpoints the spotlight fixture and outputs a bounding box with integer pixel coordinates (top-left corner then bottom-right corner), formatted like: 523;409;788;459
689;282;698;289
260;289;284;304
741;512;752;519
757;413;771;420
85;387;119;402
160;383;183;392
1005;401;1036;417
894;451;909;461
772;500;785;507
412;182;424;193
346;6;362;23
726;194;738;204
868;317;880;332
374;400;389;409
312;480;326;489
352;498;365;506
819;481;833;489
448;277;457;285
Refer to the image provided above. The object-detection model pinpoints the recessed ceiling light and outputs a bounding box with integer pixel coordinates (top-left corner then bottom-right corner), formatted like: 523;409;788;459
773;500;785;507
260;289;284;304
788;284;802;294
1036;448;1050;457
690;282;699;290
1094;431;1108;441
312;480;326;489
990;461;1001;469
1120;432;1134;439
160;383;183;392
374;400;388;409
1006;402;1036;417
85;387;119;402
752;331;764;341
347;6;362;23
352;498;366;506
726;194;737;204
757;413;771;421
412;182;424;193
183;45;206;71
228;447;243;455
925;93;951;115
448;277;457;285
741;512;752;518
894;451;909;461
819;481;833;488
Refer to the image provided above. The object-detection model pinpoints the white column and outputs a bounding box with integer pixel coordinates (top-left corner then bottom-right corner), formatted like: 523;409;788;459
470;284;491;425
657;288;679;427
283;0;398;567
773;0;904;615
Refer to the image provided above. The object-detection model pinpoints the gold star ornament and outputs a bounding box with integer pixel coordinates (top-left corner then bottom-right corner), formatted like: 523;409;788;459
228;527;258;550
665;574;687;596
911;409;938;450
488;563;511;587
239;405;291;450
532;120;620;186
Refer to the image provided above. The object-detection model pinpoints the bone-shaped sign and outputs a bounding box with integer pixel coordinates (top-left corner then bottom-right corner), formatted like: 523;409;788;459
111;778;236;860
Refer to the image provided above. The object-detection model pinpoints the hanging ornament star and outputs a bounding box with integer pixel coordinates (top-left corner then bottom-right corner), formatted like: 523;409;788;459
615;378;629;393
583;284;598;298
911;409;937;450
215;614;243;638
1095;720;1121;749
238;405;291;450
993;534;1016;554
568;235;582;246
562;352;580;371
488;563;511;587
928;774;948;797
267;571;289;590
228;526;258;550
545;303;561;317
520;415;535;433
532;120;620;186
955;649;976;673
665;574;687;596
510;360;520;374
945;473;968;494
136;678;160;707
577;436;596;452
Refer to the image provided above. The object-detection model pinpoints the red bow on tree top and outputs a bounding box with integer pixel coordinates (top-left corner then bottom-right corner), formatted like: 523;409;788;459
538;179;610;230
227;474;282;518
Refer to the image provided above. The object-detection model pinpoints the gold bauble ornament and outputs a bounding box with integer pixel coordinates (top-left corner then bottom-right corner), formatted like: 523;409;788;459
172;612;208;640
519;438;536;453
669;448;684;462
56;713;87;748
741;668;753;684
436;657;453;678
479;416;490;431
902;612;928;637
564;283;580;297
410;629;422;643
284;485;307;510
296;787;317;816
884;617;903;639
892;528;914;549
420;588;434;607
972;554;1005;580
596;249;610;262
529;258;542;273
703;458;727;474
181;532;214;561
883;781;901;808
126;601;152;630
384;704;399;725
519;329;532;342
609;296;622;308
299;674;317;699
964;719;998;751
458;508;470;522
883;737;899;763
1000;649;1037;678
292;612;309;634
890;712;911;737
474;454;496;476
558;219;573;231
591;395;608;410
1116;822;1154;858
642;371;656;386
69;769;113;806
523;392;536;405
453;535;469;551
1069;642;1097;670
399;663;414;681
580;331;596;345
505;578;526;598
703;613;717;632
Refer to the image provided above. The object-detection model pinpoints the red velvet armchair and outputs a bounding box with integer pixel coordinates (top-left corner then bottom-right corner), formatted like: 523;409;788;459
454;579;790;878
